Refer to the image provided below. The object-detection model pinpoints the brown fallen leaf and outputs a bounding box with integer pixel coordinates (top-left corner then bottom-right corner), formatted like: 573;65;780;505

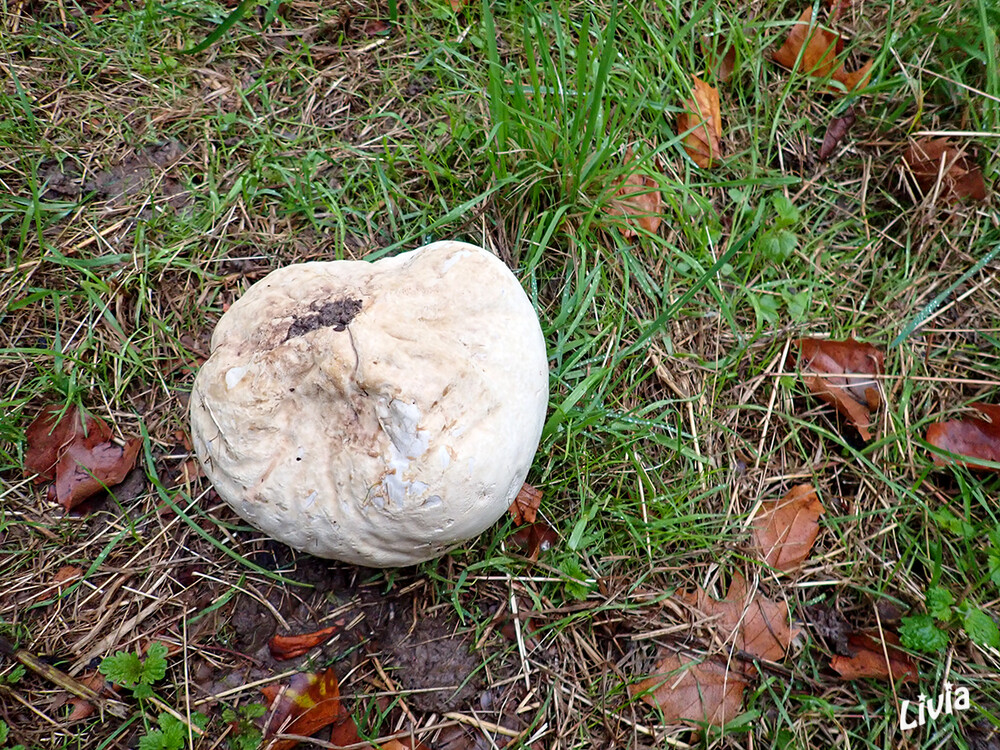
25;405;110;480
509;482;542;525
827;0;851;23
830;630;918;683
772;8;872;94
795;337;884;440
53;565;83;591
677;76;722;168
631;651;748;726
679;572;800;661
752;484;825;573
700;35;736;82
261;669;345;750
25;404;143;512
926;402;1000;472
818;106;856;160
608;147;663;237
269;621;346;661
50;437;143;512
56;670;117;724
508;522;559;562
903;138;987;202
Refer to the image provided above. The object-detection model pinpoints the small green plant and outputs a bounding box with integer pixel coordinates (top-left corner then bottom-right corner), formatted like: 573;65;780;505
0;718;27;750
2;664;25;685
221;703;267;750
756;193;801;264
901;586;1000;653
99;641;168;700
98;643;207;749
137;713;208;750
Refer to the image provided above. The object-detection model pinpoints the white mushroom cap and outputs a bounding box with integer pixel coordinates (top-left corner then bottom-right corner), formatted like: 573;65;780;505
189;241;549;567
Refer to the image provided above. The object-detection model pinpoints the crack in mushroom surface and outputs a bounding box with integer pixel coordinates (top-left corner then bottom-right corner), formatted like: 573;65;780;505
190;241;549;567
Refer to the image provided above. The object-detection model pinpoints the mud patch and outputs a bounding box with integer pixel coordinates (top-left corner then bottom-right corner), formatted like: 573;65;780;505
41;140;189;209
383;611;482;713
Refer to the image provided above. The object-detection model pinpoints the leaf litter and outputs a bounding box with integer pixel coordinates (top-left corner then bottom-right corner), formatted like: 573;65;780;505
926;402;1000;471
260;668;345;750
679;571;801;661
829;630;918;683
818;105;857;160
24;404;142;512
752;484;825;573
608;147;663;237
631;651;749;726
794;337;884;440
903;137;987;202
771;7;872;94
677;76;722;168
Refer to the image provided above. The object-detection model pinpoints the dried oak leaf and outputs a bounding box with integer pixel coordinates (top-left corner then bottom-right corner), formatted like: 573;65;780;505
830;630;917;682
269;621;345;661
772;8;872;94
261;669;345;750
903;138;987;202
700;35;736;82
608;147;663;237
631;651;747;726
795;337;884;440
677;76;722;168
818;106;856;161
926;402;1000;472
25;404;142;511
509;482;542;525
679;572;800;661
752;484;825;573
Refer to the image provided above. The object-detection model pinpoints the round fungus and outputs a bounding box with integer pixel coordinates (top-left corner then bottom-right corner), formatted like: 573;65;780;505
189;241;549;567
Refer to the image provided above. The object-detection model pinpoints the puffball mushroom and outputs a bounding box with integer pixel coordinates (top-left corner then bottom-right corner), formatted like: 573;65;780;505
189;241;549;567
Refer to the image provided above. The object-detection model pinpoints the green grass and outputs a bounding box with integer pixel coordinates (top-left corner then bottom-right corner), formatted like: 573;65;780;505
1;0;999;747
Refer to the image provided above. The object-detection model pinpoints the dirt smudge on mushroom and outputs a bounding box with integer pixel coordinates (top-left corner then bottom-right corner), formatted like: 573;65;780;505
285;298;363;341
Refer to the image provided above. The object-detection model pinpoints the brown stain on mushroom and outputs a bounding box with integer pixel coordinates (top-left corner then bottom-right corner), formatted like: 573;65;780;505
284;298;363;341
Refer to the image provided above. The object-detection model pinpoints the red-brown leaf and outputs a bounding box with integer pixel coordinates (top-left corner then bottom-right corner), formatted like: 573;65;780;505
752;484;825;572
53;437;143;511
53;565;84;590
830;631;918;683
508;483;542;525
903;138;987;202
508;522;559;562
631;651;747;726
679;572;801;661
926;402;1000;472
261;669;344;750
795;338;884;440
608;147;663;237
818;106;856;161
269;621;344;661
25;405;111;481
